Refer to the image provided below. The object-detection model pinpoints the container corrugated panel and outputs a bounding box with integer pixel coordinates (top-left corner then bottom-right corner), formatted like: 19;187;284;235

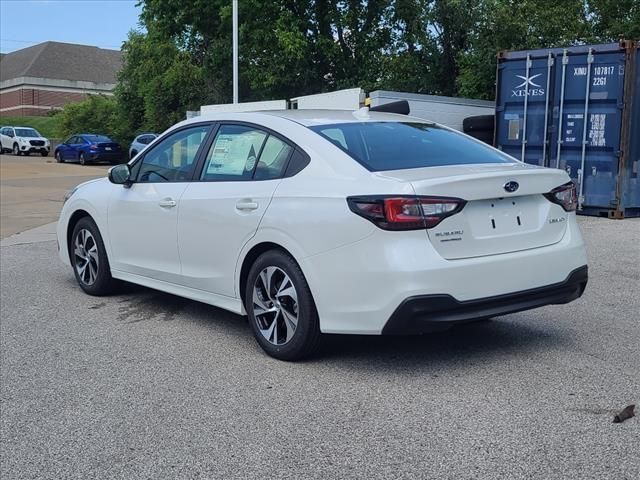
495;41;639;218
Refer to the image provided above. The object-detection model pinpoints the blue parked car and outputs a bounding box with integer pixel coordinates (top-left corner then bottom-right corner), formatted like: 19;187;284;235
54;134;123;165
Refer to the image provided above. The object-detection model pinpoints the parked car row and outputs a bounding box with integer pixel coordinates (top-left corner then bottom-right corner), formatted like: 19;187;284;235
1;126;159;166
0;126;50;156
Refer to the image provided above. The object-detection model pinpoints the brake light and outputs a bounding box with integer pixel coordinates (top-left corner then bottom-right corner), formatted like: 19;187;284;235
89;144;98;149
347;195;466;230
544;182;577;212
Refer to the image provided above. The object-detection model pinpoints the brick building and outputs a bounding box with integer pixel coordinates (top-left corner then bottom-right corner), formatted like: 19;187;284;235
0;42;122;117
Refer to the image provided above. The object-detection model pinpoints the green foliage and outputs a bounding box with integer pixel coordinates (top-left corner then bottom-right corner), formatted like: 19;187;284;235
0;115;62;138
57;95;128;144
57;0;640;137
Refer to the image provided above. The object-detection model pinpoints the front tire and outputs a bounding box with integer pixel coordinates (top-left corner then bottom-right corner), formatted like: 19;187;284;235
12;143;20;156
41;151;49;157
55;151;63;163
245;250;321;361
70;217;117;295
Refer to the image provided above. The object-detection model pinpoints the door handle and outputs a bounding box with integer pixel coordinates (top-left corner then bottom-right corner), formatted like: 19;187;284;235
236;200;259;211
159;198;177;208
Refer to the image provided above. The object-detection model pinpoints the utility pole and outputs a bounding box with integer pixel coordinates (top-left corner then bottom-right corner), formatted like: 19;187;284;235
232;0;238;103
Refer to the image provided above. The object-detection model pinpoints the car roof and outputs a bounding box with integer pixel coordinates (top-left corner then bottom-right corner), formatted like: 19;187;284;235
193;109;432;127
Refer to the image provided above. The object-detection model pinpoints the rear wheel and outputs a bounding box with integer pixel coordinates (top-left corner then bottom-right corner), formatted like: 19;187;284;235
79;152;87;165
55;151;63;163
71;217;117;295
245;250;321;361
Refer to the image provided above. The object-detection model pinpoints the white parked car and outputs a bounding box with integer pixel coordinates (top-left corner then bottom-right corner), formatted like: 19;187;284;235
128;132;158;160
0;126;50;156
57;108;588;360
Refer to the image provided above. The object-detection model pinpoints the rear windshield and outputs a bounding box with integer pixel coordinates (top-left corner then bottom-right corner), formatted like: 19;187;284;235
85;135;112;143
309;122;514;171
15;128;41;138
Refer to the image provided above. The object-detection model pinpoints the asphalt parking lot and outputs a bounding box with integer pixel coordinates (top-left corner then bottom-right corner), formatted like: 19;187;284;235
1;161;639;479
0;154;109;238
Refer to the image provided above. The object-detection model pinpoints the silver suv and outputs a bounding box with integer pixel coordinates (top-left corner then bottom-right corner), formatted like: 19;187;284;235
128;133;158;160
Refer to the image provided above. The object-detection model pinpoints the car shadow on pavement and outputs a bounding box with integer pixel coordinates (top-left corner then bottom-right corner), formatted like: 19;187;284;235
83;279;572;367
316;319;569;367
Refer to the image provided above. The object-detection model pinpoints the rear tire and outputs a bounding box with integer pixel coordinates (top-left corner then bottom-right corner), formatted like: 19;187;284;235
79;152;87;165
70;217;118;296
55;151;63;163
245;250;321;361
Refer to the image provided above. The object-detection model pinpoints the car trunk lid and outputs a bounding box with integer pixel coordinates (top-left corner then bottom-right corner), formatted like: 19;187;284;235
375;163;571;260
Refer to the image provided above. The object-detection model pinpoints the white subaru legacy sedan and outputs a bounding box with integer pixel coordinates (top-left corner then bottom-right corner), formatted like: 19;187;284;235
57;108;588;360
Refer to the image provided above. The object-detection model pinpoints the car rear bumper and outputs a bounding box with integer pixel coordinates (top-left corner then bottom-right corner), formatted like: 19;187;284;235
382;265;588;334
301;215;588;334
89;152;122;162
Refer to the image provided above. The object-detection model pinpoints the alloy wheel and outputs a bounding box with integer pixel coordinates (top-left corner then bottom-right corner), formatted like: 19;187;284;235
74;228;99;285
252;266;299;345
12;144;19;155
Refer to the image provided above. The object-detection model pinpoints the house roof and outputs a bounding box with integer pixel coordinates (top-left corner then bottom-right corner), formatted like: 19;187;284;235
0;41;122;85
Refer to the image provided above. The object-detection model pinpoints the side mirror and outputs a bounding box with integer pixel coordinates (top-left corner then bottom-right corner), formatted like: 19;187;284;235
108;164;132;186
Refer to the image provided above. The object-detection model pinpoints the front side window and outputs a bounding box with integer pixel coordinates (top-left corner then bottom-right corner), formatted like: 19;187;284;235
137;125;210;183
310;122;515;171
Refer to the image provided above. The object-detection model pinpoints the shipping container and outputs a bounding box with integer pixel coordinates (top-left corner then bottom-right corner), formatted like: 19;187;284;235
495;40;639;218
369;90;494;131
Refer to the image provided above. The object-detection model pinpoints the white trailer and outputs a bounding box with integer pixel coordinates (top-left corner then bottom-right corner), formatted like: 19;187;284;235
200;99;287;115
290;88;365;110
369;90;494;131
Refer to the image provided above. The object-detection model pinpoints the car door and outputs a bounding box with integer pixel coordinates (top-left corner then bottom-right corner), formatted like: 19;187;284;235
177;123;295;297
0;128;7;150
60;136;77;160
107;124;212;283
2;128;15;150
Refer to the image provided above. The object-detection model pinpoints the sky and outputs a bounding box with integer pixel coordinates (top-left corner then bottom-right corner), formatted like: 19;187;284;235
0;0;142;53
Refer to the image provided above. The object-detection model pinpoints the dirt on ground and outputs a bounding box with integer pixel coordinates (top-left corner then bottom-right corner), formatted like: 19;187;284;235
0;154;110;238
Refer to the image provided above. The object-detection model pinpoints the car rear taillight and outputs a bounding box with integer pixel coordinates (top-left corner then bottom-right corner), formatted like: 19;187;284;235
544;182;577;212
347;195;466;230
89;144;98;149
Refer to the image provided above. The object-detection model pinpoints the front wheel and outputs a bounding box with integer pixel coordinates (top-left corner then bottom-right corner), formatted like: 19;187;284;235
41;151;49;157
245;250;321;361
55;151;63;163
12;143;19;156
71;217;117;295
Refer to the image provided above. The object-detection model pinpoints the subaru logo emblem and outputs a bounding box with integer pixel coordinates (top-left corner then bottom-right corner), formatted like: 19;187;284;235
504;181;519;193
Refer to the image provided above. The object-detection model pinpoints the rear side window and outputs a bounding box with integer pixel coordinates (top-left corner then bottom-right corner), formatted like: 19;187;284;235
199;124;294;182
309;122;514;171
